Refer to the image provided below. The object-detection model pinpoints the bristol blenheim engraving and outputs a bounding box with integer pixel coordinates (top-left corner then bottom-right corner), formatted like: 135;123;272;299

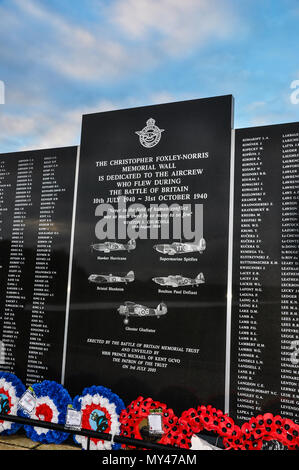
88;271;135;285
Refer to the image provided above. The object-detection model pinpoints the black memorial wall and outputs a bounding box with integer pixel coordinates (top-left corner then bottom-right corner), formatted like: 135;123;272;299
63;96;234;413
0;146;77;386
231;123;299;424
0;98;298;423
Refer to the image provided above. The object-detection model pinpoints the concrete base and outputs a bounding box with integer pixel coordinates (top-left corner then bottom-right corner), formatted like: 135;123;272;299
0;434;80;450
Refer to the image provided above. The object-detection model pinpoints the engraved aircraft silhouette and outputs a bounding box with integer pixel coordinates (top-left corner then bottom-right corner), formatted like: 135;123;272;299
152;272;205;287
90;239;136;253
88;271;135;284
117;301;167;325
153;238;206;256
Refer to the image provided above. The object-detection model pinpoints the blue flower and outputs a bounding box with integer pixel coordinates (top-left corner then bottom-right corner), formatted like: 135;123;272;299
19;380;72;444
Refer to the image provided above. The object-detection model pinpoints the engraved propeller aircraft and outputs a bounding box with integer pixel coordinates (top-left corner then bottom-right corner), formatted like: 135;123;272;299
117;301;167;325
153;238;206;256
90;239;136;253
152;272;205;287
88;271;135;284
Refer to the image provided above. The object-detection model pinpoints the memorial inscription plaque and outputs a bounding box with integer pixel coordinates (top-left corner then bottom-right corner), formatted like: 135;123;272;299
231;123;299;424
0;146;77;385
64;96;234;412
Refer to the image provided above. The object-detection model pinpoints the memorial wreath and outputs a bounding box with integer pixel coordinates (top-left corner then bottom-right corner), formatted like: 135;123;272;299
119;396;193;449
73;385;125;450
19;380;72;444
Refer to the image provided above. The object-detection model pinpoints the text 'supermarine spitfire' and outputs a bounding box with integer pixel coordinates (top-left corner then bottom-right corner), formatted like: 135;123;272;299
152;273;205;287
90;239;136;253
88;271;134;284
117;302;167;325
153;238;206;256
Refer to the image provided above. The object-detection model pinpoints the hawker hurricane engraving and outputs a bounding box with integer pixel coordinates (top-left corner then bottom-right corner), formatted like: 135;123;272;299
154;238;206;256
152;272;205;287
117;301;167;325
88;271;135;284
90;239;136;253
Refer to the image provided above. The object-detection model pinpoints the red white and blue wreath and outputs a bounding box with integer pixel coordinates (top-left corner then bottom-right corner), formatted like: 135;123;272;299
73;385;125;450
0;371;25;435
18;380;72;444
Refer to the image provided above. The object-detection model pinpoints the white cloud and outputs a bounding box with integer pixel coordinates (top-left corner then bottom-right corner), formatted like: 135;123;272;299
0;0;242;152
0;87;210;152
10;0;136;82
0;113;36;137
12;99;127;150
250;112;290;127
246;101;266;112
1;92;184;151
148;90;198;105
110;0;237;55
16;101;115;150
5;0;238;83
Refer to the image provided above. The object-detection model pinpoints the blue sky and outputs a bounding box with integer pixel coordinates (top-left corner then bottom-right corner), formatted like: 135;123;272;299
0;0;299;152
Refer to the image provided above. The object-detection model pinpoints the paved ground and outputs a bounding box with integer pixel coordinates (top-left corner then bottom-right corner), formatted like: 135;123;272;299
0;432;81;450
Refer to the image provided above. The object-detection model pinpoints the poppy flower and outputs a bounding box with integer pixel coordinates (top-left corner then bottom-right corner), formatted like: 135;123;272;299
198;405;216;431
261;413;277;435
248;415;264;432
217;414;236;437
175;434;191;449
241;421;252;439
159;432;174;446
163;409;178;431
170;417;192;449
278;418;299;448
241;438;263;451
181;408;203;434
223;425;243;450
251;425;266;441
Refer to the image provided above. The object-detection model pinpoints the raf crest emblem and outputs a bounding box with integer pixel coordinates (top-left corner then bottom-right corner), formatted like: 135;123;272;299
135;118;164;148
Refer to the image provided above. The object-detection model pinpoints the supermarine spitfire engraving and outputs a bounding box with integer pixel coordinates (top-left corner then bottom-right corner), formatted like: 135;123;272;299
152;272;205;287
90;239;136;253
88;271;135;284
117;301;167;325
135;118;164;148
154;238;206;256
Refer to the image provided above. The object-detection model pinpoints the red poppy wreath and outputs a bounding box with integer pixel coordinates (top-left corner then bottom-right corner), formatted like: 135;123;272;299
119;396;193;449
